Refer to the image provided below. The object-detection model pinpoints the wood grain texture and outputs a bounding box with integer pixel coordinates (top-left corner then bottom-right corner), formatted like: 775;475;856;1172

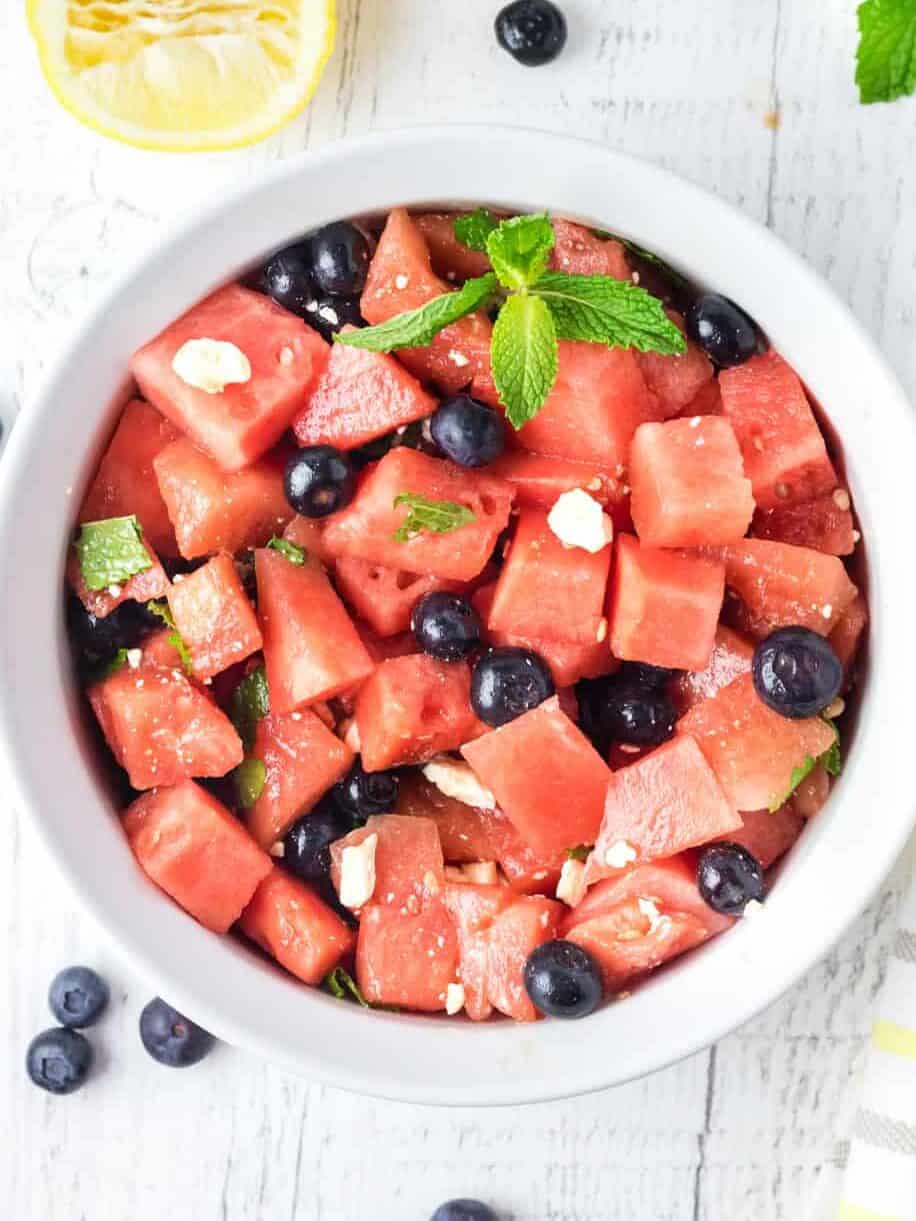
1;1;915;1218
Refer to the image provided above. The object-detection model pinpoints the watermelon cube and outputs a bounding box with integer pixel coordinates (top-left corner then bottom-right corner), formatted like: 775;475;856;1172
80;398;179;557
333;557;461;638
549;219;630;280
488;508;612;645
751;491;855;556
239;868;354;985
719;350;838;509
635;313;715;419
291;335;436;452
355;654;482;771
586;736;740;881
720;805;805;869
678;672;837;811
413;212;493;282
671;624;754;714
322;448;513;582
790;761;832;819
828;591;868;684
443;883;515;1021
131;284;329;472
330;814;445;912
154;437;293;560
356;899;459;1011
486;895;564;1021
255;548;375;713
680;378;722;418
166;553;261;681
608;534;725;671
461;696;611;857
245;708;354;848
123;781;271;933
718;538;858;636
282;514;335;565
629;416;755;547
90;663;243;789
487;451;629;527
67;535;170;620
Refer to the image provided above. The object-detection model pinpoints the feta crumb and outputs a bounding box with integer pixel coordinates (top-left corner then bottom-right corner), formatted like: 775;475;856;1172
126;648;142;670
172;338;251;395
822;604;833;619
422;757;496;810
338;833;378;909
394;274;409;290
743;898;765;919
172;573;185;583
317;303;339;325
556;858;587;907
637;895;669;934
108;584;123;598
279;346;295;367
445;982;465;1015
269;841;285;858
547;489;614;554
290;711;302;721
605;839;637;869
448;349;470;368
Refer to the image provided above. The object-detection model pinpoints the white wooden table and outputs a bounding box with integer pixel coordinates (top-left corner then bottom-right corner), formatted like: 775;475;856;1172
2;2;914;1218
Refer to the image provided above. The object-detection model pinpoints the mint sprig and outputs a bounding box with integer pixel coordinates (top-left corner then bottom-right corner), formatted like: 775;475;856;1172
486;213;554;290
74;515;152;592
325;966;370;1007
392;493;475;543
769;724;841;812
856;0;916;103
491;294;559;429
234;757;266;808
454;208;499;252
229;664;270;752
336;273;498;353
534;273;687;355
267;536;306;565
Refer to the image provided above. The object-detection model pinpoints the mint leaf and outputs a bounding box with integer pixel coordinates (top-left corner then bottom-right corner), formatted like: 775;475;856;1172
234;757;266;809
533;273;687;355
454;208;499;253
74;515;152;592
335;273;498;353
230;664;270;751
392;493;476;543
821;719;842;777
267;536;306;565
146;599;194;675
856;0;916;103
770;756;816;813
90;648;131;683
491;292;559;429
146;598;176;630
565;844;591;862
325;966;370;1008
486;214;555;291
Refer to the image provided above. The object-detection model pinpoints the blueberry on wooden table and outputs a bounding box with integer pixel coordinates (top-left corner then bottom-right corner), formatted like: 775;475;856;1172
752;626;843;719
26;1027;93;1094
333;760;400;824
697;843;765;916
685;293;763;367
495;0;568;66
284;445;356;518
471;646;555;727
523;940;603;1019
431;1201;499;1221
412;592;482;662
48;965;110;1028
430;395;505;467
139;998;215;1068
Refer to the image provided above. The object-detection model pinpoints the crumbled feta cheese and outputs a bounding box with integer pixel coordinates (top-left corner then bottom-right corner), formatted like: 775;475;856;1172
422;757;496;810
394;274;409;290
556;858;587;907
604;840;637;869
637;895;669;934
108;584;122;598
172;338;251;395
445;982;465;1015
318;303;339;325
269;841;285;858
172;573;185;584
821;604;833;619
448;349;470;368
126;648;142;670
743;898;765;919
338;833;378;909
547;489;614;554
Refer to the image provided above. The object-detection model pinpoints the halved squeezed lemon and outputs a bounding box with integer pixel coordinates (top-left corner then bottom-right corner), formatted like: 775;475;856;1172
27;0;336;151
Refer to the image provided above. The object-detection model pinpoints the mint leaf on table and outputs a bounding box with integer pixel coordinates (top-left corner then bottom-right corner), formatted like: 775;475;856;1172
392;493;475;542
856;0;916;103
229;664;270;752
74;515;152;592
486;213;555;290
266;536;306;565
335;273;498;352
146;599;194;675
491;292;559;429
533;273;687;355
454;208;499;252
325;966;370;1008
234;757;267;809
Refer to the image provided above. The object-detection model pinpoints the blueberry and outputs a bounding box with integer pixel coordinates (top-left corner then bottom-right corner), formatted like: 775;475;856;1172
333;761;400;824
283;798;352;880
523;940;603;1019
48;966;110;1028
68;596;157;666
576;674;677;752
429;396;505;468
685;293;763;368
431;1201;499;1221
412;592;482;662
752;627;843;719
471;647;555;727
301;290;365;342
697;843;765;916
254;241;314;316
308;222;371;297
139;998;214;1067
284;446;356;518
619;661;679;691
26;1027;93;1094
495;0;567;66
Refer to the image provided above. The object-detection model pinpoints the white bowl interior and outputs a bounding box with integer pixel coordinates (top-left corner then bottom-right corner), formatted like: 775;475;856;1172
0;127;913;1105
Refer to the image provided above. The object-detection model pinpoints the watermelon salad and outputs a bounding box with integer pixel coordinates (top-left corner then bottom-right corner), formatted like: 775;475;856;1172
66;207;867;1024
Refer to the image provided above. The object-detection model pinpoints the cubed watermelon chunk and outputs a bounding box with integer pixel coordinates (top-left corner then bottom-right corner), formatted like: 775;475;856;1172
678;672;837;811
330;814;445;912
629;416;754;547
356;899;459;1011
790;761;832;819
608;534;725;671
548;219;630;280
718;538;858;636
828;591;868;684
80;399;179;557
90;663;243;789
671;625;754;714
413;212;493;281
322;448;513;582
461;696;611;857
67;535;170;619
719;350;838;509
486;895;563;1021
635;312;714;419
443;882;514;1021
586;736;740;881
355;654;482;771
245;708;353;848
488;509;612;645
131;284;329;472
719;805;805;869
680;377;722;418
291;335;436;452
565;856;732;936
487;451;629;527
751;491;855;556
123;781;271;932
255;548;374;713
333;557;460;638
282;514;335;565
239;868;354;984
166;553;261;681
154;438;292;560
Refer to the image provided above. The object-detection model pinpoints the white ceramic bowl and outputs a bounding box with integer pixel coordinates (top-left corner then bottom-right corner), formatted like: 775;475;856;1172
1;126;913;1105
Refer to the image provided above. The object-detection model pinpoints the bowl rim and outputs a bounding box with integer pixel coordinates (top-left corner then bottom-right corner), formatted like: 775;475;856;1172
1;124;914;1106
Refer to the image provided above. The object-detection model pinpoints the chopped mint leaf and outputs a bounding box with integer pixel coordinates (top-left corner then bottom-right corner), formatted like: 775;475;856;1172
146;598;176;630
234;757;266;809
454;208;499;253
392;493;476;543
821;720;842;777
770;756;816;813
566;844;591;862
267;536;306;565
486;213;555;291
856;0;916;104
90;648;130;683
335;273;497;352
533;273;687;355
325;966;370;1008
146;600;194;675
229;664;270;752
491;292;559;429
74;515;152;592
